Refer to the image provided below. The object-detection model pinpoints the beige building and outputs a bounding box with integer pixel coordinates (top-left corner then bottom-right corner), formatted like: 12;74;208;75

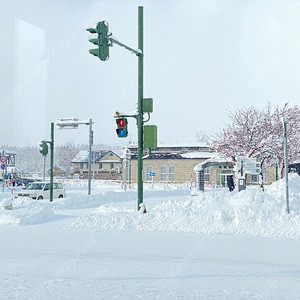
125;144;218;183
125;144;278;186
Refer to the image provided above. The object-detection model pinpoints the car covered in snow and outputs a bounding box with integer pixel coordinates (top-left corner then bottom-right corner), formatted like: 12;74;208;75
16;182;66;200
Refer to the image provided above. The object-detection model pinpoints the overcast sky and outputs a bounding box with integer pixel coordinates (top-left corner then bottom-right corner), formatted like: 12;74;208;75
1;0;300;147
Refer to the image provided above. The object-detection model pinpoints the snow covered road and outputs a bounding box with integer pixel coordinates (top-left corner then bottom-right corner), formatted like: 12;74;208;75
1;227;300;299
1;176;300;299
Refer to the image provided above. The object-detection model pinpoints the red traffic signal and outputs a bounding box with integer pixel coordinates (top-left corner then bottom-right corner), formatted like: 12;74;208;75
116;118;128;138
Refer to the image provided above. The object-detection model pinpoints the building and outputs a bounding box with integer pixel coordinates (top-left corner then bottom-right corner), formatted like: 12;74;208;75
125;144;279;186
125;144;218;183
47;166;67;178
71;150;122;180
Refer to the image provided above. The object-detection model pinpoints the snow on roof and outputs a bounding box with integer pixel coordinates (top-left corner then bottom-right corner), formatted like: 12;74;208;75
181;152;218;159
72;150;121;163
71;150;89;163
128;141;210;149
194;156;233;172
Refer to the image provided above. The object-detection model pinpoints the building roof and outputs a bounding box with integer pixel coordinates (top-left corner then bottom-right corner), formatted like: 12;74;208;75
71;150;120;163
194;157;234;172
130;151;216;160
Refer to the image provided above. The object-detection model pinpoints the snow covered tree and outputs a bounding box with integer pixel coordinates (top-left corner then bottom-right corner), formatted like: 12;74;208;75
55;143;80;174
195;130;211;145
212;103;300;184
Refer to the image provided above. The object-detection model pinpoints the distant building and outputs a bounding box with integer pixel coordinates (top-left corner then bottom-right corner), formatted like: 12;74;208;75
47;166;67;178
124;143;279;186
126;143;217;183
71;150;122;180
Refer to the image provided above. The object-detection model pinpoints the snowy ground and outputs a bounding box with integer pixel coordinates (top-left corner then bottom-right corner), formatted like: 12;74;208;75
0;175;300;299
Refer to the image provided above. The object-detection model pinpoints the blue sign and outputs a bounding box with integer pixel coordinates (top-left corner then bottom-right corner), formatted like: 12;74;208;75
150;172;156;177
0;163;6;170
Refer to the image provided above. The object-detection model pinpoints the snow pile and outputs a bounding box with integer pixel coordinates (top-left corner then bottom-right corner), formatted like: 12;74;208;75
1;175;300;238
0;197;62;226
72;174;300;238
19;206;57;226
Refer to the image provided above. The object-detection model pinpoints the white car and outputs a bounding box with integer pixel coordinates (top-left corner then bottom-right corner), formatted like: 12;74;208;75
16;182;66;200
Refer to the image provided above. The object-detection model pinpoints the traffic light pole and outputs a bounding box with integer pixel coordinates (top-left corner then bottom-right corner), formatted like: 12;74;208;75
87;6;147;211
137;6;144;210
50;122;54;202
88;118;92;195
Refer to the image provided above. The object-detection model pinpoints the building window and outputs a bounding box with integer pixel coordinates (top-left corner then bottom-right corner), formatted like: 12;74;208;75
99;163;103;169
161;166;167;181
204;167;210;182
110;163;114;169
168;166;175;181
145;166;152;181
249;174;258;183
160;166;175;181
80;163;83;169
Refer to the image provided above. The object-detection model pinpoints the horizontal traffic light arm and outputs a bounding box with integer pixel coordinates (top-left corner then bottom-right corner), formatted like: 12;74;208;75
114;111;139;119
109;36;142;57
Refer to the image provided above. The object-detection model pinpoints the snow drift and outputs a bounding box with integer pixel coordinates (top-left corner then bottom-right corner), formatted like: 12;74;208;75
1;175;300;239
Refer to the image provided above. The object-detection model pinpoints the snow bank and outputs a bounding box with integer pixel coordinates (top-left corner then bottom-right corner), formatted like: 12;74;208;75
1;175;300;238
71;174;300;238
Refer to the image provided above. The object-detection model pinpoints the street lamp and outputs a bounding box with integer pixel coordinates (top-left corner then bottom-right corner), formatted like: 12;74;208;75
282;117;289;213
56;117;94;195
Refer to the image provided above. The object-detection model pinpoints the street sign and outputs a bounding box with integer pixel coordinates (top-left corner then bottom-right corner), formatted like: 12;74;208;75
150;172;156;177
0;156;7;163
237;157;260;175
1;163;6;170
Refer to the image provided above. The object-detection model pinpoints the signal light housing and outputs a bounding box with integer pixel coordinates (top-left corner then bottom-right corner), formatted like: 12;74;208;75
116;118;128;138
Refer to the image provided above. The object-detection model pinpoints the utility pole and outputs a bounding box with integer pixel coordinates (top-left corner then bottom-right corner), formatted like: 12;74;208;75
50;122;54;202
86;6;156;211
39;123;54;202
137;6;144;210
56;118;93;195
283;117;289;213
88;118;93;195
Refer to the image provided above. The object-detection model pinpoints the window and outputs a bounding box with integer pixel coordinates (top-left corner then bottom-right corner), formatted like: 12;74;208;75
98;163;103;169
161;166;167;181
110;163;114;169
168;166;175;181
250;175;258;183
80;163;83;169
204;167;210;182
160;166;175;181
145;166;152;181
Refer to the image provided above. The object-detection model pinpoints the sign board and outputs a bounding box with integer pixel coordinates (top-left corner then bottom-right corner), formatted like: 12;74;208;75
150;172;156;177
0;163;6;171
237;157;260;175
0;156;7;163
144;125;157;149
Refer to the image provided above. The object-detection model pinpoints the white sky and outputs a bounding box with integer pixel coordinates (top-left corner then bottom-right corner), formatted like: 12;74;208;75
1;0;300;146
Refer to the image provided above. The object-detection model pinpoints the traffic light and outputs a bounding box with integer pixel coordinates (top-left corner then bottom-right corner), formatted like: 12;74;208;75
86;21;109;61
116;118;128;138
39;141;48;156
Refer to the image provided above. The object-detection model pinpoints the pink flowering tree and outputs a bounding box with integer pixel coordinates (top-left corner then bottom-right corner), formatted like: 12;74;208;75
212;103;300;187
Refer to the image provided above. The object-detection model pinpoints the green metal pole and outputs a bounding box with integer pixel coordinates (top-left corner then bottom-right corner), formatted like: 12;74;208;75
50;122;54;202
137;6;144;211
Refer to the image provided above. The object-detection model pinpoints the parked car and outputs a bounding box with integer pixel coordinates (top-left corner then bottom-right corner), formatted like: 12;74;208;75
16;182;66;200
13;177;35;187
